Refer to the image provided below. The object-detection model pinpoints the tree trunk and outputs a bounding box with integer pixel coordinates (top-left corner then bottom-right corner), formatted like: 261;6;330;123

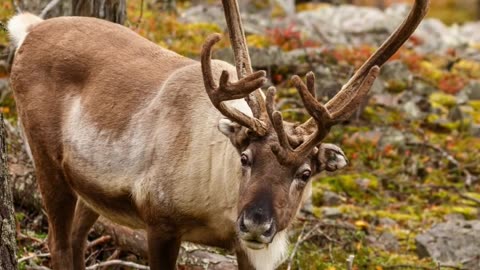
0;115;17;270
477;0;480;20
16;0;71;19
72;0;127;24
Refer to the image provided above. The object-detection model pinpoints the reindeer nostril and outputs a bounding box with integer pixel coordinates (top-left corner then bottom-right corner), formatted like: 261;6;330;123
262;221;276;238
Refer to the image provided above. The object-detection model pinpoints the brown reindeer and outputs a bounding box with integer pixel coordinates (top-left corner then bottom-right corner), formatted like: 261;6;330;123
7;0;429;269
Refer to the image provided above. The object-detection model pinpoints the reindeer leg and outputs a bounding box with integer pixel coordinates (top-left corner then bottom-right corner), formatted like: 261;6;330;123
35;165;77;270
147;227;181;270
71;200;99;270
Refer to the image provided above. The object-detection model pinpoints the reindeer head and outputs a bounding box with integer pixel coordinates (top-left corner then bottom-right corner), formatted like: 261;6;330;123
202;0;429;250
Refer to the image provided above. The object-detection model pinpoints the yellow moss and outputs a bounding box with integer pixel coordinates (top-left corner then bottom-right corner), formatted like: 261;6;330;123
246;34;270;49
375;210;420;223
419;61;443;82
296;3;330;12
451;206;478;219
452;60;480;79
429;92;458;109
0;1;14;45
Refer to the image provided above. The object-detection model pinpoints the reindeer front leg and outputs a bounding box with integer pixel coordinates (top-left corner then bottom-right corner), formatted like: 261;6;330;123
147;227;181;270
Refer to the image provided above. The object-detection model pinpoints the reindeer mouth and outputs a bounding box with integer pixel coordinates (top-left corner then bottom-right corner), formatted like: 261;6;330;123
242;239;267;250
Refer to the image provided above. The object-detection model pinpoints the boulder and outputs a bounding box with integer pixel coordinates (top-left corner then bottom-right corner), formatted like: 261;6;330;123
415;220;480;269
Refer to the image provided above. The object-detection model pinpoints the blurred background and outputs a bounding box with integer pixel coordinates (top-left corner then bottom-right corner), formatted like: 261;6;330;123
0;0;480;269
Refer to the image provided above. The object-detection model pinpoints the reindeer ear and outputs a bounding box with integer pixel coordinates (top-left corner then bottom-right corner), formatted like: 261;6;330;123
218;119;241;136
218;119;251;149
317;144;348;172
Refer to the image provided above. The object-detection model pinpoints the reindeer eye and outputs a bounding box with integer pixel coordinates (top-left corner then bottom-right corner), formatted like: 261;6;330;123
240;154;249;166
300;170;311;182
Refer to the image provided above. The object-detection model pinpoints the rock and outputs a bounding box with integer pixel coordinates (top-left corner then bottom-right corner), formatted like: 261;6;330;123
355;178;371;191
378;218;397;228
321;207;342;219
402;99;424;120
444;213;465;222
182;3;480;55
295;4;401;46
369;232;399;252
379;60;412;88
322;191;345;206
412;80;437;96
459;22;480;44
314;66;344;99
415;220;480;269
180;4;268;35
471;124;480;138
371;93;401;108
413;19;465;54
378;128;407;148
458;81;480;101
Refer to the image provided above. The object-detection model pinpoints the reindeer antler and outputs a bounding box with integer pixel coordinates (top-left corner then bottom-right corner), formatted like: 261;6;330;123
269;0;430;165
297;0;430;134
202;0;429;165
201;34;268;136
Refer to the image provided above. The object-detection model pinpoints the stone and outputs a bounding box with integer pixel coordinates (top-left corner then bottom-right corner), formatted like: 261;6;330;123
321;207;342;219
379;60;412;86
471;124;480;138
369;232;399;252
378;128;408;148
459;81;480;101
412;79;437;96
378;218;397;228
415;220;480;269
322;191;345;206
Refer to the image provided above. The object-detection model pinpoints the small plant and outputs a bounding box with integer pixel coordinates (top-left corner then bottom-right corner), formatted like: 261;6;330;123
266;23;320;51
438;73;466;95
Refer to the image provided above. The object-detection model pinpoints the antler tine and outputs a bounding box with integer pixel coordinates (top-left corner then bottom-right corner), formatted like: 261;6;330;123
325;0;429;113
268;73;331;165
201;34;268;136
222;0;267;120
266;87;291;150
329;66;380;121
291;73;332;156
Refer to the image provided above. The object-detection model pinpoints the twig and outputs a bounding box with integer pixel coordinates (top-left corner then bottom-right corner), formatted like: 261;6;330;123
420;184;480;206
87;235;112;249
406;142;477;187
39;0;61;19
286;222;324;270
286;223;307;270
17;231;46;244
457;192;480;206
102;249;122;270
18;253;51;263
86;259;149;270
12;0;23;13
346;254;355;270
134;0;144;29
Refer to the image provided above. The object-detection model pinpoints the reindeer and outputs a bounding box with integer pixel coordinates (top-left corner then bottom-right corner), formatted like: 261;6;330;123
7;0;429;269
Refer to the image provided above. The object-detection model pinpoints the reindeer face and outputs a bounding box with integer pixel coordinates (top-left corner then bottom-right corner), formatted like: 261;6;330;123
202;28;375;251
219;122;347;249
